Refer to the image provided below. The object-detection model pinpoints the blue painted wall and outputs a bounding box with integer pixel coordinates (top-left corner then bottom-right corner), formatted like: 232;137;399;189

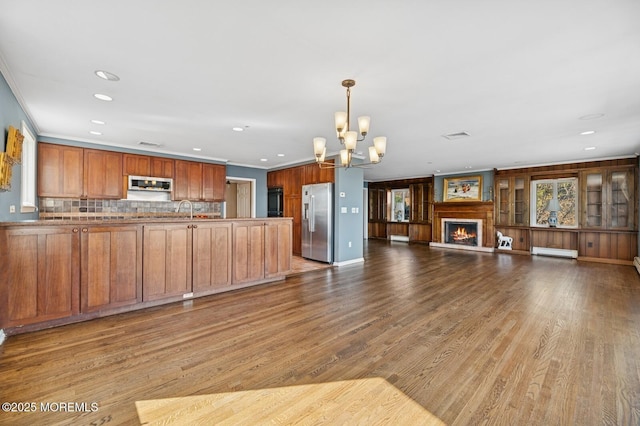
334;166;364;263
0;71;38;222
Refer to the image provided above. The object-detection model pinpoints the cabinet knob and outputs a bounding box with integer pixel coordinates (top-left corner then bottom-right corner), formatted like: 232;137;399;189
72;228;79;233
192;224;198;229
82;228;88;233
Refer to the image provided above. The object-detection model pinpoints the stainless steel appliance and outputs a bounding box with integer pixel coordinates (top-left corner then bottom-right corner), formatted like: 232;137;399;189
127;175;173;201
267;187;283;217
302;183;333;263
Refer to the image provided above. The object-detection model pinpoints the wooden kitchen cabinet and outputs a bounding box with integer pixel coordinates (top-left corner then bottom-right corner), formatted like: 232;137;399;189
265;219;292;278
37;143;84;197
123;154;174;179
143;224;192;301
192;221;232;291
143;221;233;300
1;226;80;328
84;149;123;199
80;224;142;313
232;221;265;284
202;163;226;201
151;157;174;178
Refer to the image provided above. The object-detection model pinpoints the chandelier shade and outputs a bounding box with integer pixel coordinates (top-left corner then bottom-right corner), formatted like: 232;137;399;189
314;79;387;169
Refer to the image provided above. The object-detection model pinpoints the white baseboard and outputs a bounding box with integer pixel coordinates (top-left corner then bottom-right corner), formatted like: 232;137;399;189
390;235;409;242
0;329;5;345
532;246;578;259
634;257;640;275
333;257;365;267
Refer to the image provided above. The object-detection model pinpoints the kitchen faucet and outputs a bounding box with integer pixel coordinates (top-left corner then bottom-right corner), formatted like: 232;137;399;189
176;199;193;220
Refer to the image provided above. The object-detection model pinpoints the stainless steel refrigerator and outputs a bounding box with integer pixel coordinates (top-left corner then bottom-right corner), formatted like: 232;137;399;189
302;183;333;263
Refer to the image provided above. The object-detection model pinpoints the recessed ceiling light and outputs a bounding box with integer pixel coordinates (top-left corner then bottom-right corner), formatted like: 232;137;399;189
90;119;105;125
260;158;268;162
579;113;604;120
277;154;285;157
464;166;473;169
584;146;597;151
232;127;244;132
89;131;102;136
193;148;202;151
95;70;120;81
94;93;113;101
580;130;596;135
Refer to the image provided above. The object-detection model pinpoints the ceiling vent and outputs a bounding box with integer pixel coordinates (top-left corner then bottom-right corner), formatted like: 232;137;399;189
138;141;162;148
442;132;470;140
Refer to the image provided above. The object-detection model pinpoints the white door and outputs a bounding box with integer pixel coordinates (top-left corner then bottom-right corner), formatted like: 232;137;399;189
236;182;251;218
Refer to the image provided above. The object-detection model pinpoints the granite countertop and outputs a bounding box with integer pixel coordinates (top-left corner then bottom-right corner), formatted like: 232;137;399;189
0;216;292;227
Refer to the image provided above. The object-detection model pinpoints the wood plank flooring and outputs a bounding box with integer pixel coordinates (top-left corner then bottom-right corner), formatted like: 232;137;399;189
1;240;639;425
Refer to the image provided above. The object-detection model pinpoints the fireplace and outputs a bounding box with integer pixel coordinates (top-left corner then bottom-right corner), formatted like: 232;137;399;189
444;221;478;246
430;218;493;253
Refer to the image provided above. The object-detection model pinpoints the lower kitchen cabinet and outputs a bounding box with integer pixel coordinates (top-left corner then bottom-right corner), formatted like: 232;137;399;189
81;224;142;312
265;220;292;278
1;226;80;328
143;221;233;301
232;221;265;284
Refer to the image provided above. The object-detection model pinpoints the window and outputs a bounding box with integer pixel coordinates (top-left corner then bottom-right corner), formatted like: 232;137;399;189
530;178;577;227
20;121;36;213
391;188;410;222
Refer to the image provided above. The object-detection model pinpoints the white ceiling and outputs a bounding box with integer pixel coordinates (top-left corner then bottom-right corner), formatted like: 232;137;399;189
1;0;639;182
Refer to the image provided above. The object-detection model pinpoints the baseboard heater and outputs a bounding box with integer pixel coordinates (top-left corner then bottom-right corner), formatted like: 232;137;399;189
531;246;578;259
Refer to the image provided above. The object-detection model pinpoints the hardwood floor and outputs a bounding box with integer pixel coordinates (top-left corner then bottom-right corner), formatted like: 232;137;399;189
1;240;639;425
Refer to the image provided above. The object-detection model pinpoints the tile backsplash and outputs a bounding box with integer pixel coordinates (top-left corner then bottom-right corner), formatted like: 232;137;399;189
39;198;223;220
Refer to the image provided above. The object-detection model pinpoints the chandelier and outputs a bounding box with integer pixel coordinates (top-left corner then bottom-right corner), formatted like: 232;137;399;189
313;79;387;168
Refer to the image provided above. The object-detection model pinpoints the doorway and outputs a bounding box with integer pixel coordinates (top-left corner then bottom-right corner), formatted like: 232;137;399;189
225;177;256;218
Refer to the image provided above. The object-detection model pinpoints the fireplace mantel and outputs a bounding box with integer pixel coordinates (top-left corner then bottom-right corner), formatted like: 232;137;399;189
431;201;495;250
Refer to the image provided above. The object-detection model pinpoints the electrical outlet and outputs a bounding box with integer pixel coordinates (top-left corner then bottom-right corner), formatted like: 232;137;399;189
9;205;16;213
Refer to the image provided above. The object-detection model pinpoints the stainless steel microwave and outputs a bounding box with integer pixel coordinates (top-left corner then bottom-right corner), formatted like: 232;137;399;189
128;175;173;192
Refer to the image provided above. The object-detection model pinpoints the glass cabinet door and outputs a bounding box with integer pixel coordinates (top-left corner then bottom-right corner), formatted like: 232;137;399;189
513;177;528;225
609;170;632;229
584;172;603;228
497;178;509;225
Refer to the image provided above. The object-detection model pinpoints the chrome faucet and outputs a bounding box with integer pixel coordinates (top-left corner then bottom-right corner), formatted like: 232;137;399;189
176;199;193;220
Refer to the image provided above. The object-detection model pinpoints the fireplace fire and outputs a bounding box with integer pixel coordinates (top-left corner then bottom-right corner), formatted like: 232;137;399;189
444;221;479;246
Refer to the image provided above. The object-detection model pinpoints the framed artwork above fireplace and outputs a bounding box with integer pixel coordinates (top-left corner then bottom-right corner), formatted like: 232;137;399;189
443;175;482;202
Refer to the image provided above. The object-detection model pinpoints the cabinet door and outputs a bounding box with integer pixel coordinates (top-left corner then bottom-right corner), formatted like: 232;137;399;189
496;178;510;226
37;143;84;197
232;221;265;284
202;163;226;201
80;225;142;312
143;224;192;301
513;176;529;226
285;195;302;256
608;169;634;230
1;227;80;328
84;149;123;198
151;157;175;178
581;171;604;228
174;160;202;200
192;222;232;291
123;154;151;176
265;220;292;278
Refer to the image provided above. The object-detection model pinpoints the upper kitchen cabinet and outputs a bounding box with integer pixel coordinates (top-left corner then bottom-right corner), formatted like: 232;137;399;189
202;163;226;201
84;149;123;199
580;167;636;230
123;154;174;179
38;143;122;199
38;143;84;197
174;160;226;201
174;160;203;200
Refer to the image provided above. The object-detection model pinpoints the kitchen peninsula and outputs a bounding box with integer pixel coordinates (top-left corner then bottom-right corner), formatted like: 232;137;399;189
0;217;292;336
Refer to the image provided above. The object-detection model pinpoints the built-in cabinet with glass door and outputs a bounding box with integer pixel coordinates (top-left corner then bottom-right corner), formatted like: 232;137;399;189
494;174;530;251
581;167;635;230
